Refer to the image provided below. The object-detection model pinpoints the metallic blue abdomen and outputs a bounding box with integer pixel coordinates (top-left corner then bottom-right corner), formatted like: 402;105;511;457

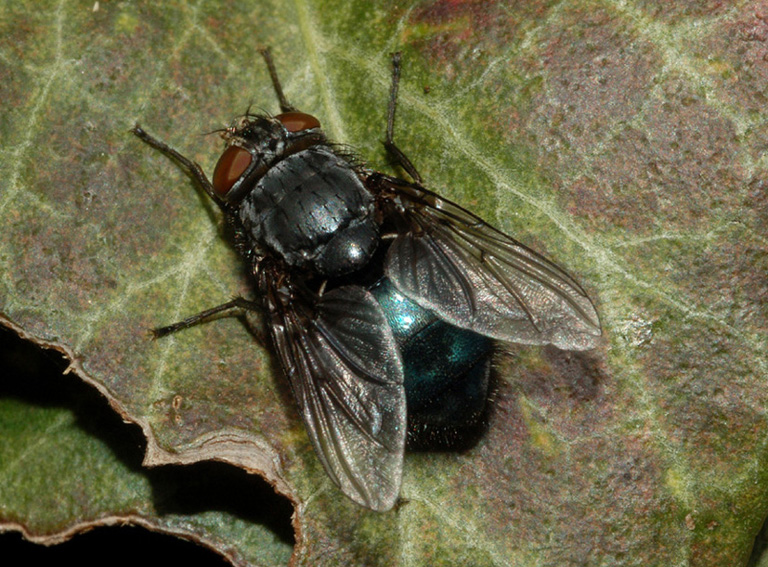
369;277;492;448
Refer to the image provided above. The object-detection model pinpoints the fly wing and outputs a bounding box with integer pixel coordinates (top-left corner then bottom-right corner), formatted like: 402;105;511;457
260;274;406;511
382;178;601;351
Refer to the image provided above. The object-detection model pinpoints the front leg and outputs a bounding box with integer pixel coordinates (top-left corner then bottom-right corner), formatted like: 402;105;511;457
132;124;226;210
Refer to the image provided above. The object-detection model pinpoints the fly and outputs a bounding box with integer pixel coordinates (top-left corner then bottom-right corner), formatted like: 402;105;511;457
132;49;601;511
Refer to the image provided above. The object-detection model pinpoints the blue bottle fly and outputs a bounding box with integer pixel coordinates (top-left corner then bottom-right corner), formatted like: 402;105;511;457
132;49;601;511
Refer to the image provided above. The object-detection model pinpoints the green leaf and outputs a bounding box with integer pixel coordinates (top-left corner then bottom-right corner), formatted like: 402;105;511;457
0;327;293;565
2;1;768;565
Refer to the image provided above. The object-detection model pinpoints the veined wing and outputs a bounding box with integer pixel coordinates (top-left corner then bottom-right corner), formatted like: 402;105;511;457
382;178;601;351
261;274;406;510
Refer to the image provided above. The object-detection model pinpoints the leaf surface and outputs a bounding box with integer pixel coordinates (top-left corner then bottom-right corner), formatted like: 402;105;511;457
1;1;767;565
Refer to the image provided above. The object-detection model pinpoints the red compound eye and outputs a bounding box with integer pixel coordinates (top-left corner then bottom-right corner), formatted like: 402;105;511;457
212;145;252;196
276;111;321;133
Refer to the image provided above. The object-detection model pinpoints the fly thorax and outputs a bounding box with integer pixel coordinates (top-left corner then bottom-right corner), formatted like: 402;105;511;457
238;146;380;277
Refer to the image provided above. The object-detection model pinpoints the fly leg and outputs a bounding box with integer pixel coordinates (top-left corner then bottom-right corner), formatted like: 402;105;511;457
259;47;297;113
152;297;262;338
131;125;227;212
384;52;423;184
